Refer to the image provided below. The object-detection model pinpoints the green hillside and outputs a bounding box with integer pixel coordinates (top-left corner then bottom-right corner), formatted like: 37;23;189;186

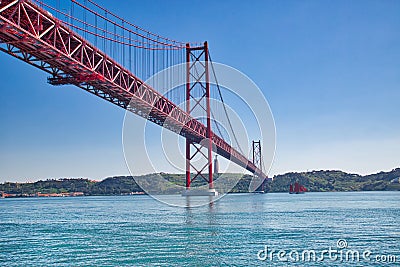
270;168;400;192
1;168;399;196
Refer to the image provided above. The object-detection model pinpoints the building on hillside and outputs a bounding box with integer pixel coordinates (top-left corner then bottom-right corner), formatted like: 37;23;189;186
391;177;400;183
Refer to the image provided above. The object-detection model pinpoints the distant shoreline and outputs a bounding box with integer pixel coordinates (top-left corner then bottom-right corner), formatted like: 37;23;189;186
1;190;400;200
1;168;399;198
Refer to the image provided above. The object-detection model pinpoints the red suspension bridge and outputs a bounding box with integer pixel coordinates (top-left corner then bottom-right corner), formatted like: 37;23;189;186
0;0;269;194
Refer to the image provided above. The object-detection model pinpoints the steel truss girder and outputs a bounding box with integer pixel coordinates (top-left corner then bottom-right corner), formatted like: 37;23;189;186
0;0;267;179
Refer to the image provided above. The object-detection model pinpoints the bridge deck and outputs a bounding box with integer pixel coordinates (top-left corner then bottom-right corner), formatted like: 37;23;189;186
0;0;267;179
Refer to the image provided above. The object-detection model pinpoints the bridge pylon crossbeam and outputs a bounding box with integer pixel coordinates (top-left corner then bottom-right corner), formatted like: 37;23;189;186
185;42;214;191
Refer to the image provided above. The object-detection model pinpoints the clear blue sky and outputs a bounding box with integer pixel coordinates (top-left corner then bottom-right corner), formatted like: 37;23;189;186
1;0;399;182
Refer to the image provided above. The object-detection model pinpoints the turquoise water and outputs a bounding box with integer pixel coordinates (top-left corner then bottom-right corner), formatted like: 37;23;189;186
0;192;399;266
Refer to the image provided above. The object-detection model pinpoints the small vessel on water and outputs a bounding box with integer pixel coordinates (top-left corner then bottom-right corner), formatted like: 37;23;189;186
289;181;307;194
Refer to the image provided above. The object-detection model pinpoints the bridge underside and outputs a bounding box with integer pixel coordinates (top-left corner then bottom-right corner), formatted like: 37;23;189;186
0;0;268;187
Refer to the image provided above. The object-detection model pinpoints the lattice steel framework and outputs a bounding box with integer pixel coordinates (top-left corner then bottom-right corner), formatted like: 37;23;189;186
252;140;267;191
0;0;268;182
185;42;213;189
252;140;262;171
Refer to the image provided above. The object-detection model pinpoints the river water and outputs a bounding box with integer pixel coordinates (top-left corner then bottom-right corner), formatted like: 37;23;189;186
0;191;399;266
